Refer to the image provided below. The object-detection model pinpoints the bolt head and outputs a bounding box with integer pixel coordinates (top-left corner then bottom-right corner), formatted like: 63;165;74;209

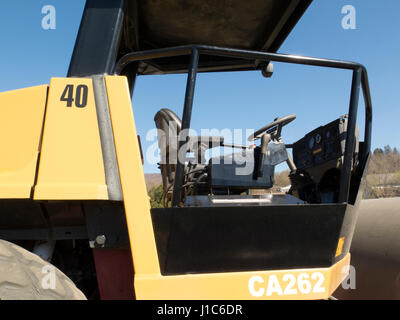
95;235;106;245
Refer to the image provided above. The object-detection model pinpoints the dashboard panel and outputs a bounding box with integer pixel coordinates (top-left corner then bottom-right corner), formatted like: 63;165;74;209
292;117;348;170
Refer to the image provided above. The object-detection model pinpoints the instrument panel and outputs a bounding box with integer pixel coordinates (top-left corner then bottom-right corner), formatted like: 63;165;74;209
292;117;348;170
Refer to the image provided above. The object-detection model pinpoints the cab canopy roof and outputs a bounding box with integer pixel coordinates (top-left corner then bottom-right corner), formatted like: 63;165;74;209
69;0;313;76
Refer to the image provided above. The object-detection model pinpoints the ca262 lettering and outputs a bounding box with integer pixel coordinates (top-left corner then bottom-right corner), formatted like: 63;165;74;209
60;84;88;108
249;272;325;297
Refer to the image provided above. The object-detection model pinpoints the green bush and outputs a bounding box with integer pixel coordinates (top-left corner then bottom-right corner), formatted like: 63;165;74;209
148;184;164;208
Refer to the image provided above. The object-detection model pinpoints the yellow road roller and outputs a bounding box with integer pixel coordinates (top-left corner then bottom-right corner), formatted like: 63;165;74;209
0;0;373;300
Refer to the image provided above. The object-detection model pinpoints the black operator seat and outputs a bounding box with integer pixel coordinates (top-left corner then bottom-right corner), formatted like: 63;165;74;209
154;108;224;194
154;108;182;195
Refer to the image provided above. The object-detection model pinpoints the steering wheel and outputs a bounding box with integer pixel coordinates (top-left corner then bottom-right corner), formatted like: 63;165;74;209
248;114;296;141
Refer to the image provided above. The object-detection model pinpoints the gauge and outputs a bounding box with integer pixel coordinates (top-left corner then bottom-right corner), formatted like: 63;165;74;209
308;137;315;149
315;133;322;144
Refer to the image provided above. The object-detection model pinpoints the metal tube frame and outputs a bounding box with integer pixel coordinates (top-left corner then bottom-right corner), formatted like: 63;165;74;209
68;0;126;77
171;48;199;206
113;45;373;205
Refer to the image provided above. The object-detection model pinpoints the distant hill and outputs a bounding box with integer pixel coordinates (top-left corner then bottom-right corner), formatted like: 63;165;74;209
144;173;162;191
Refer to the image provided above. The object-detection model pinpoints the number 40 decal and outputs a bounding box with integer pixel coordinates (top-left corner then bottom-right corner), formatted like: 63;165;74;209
60;84;88;108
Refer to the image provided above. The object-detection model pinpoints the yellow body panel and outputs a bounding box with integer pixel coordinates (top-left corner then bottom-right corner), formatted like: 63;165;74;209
34;78;108;200
105;76;160;275
0;85;47;198
135;254;350;300
0;76;351;299
105;75;349;300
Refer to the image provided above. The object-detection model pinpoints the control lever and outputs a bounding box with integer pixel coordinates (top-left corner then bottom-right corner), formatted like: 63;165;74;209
254;133;271;178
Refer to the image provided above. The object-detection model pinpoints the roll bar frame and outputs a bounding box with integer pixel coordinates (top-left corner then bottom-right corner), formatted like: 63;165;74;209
113;44;373;206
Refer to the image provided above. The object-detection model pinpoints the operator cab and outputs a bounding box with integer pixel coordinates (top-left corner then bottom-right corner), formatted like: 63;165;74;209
155;109;295;206
121;43;371;280
154;109;360;207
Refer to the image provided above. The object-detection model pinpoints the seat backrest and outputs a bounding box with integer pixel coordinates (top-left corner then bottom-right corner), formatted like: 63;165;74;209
154;108;182;196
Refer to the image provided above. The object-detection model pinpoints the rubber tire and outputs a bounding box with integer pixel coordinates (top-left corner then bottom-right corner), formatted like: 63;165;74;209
0;240;86;300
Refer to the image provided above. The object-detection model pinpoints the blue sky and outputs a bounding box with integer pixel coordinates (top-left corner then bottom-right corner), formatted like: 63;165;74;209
0;1;399;173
